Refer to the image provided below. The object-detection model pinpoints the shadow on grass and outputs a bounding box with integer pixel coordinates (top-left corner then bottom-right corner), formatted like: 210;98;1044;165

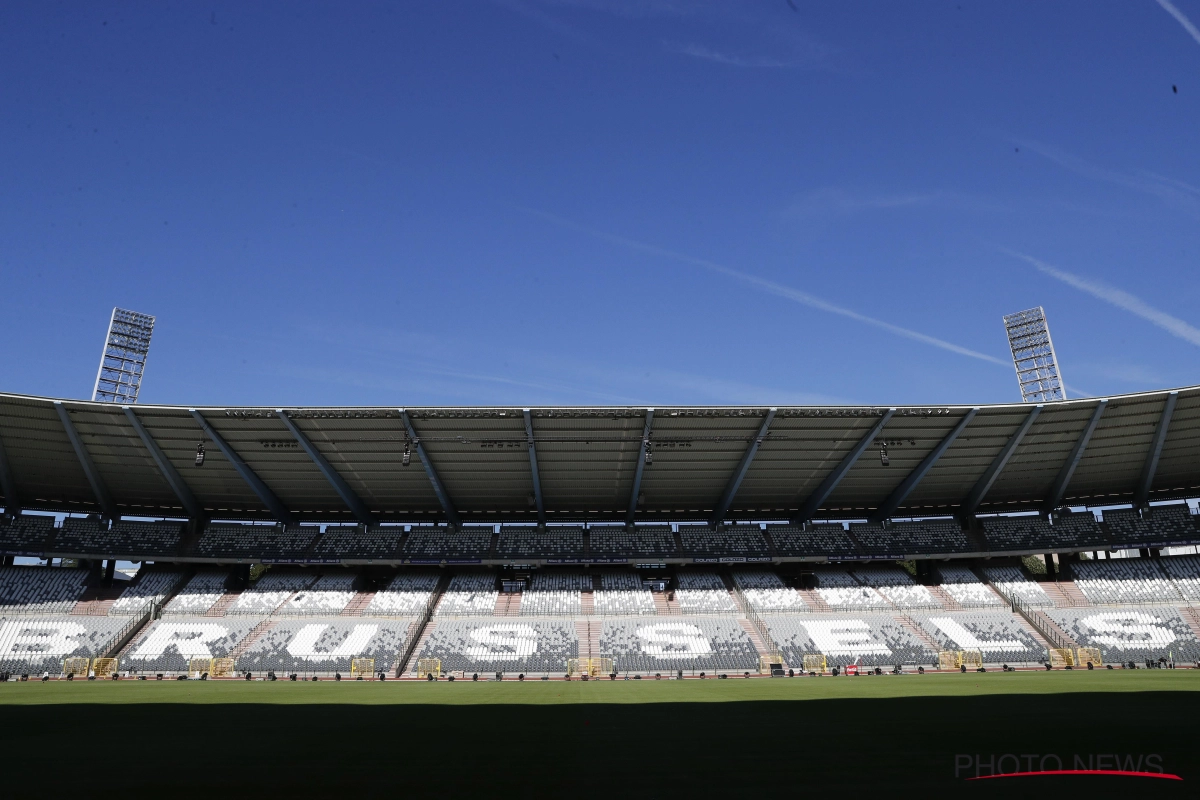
2;692;1195;797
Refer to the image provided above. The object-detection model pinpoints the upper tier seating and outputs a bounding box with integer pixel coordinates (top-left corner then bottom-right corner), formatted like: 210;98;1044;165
364;572;440;616
851;566;941;609
768;525;859;558
125;616;264;672
435;572;498;616
1048;607;1200;663
403;529;492;560
982;515;1106;552
197;524;317;560
0;616;129;673
237;617;413;674
412;618;576;674
935;564;1005;608
1052;512;1108;547
980;566;1053;608
1158;556;1200;601
851;521;971;555
1070;559;1181;605
109;570;185;615
0;514;54;554
497;527;584;559
227;572;316;615
278;572;357;615
600;617;759;673
520;572;586;616
312;526;404;560
911;611;1046;663
588;526;677;558
813;569;889;610
593;571;656;616
763;613;936;669
674;571;737;614
0;565;88;614
1104;505;1198;546
680;526;769;558
56;518;183;558
730;569;808;612
162;571;229;616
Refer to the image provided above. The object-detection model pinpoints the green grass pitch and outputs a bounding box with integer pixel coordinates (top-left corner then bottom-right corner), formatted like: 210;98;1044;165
3;671;1197;797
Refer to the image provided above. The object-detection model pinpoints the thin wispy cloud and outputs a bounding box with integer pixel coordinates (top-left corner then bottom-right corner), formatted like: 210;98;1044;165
1156;0;1200;47
1006;250;1200;348
525;208;1010;366
664;41;793;68
1016;139;1200;219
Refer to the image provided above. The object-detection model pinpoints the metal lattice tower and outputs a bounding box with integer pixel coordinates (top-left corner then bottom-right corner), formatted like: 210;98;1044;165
91;308;156;404
1003;306;1065;403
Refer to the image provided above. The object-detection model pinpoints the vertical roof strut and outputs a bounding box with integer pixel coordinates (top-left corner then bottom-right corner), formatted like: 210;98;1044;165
54;401;118;520
1135;391;1178;509
277;410;374;526
123;407;201;520
626;408;655;525
189;409;292;525
1042;400;1108;513
869;408;979;524
958;404;1042;522
523;409;545;526
399;409;460;529
794;409;896;525
709;408;776;528
0;412;20;515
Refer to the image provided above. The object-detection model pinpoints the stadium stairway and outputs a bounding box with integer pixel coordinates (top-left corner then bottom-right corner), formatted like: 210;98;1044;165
928;585;963;611
580;578;594;615
72;578;127;616
651;591;672;614
797;588;832;612
340;591;375;616
230;620;276;661
736;618;772;660
1043;581;1090;608
1179;607;1200;641
897;615;943;653
1011;614;1055;650
494;590;522;616
401;622;438;676
206;591;241;617
1029;609;1080;649
574;620;602;660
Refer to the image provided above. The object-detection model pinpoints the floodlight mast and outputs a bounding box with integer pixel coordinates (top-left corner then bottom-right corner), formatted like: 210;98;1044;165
91;308;155;404
1003;306;1065;403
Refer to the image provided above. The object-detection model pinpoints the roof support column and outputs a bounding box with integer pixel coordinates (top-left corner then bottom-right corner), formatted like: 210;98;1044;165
189;409;292;525
0;423;19;516
399;409;460;529
277;410;374;525
54;401;118;520
709;408;775;528
794;409;895;525
523;409;545;527
1134;391;1178;509
1042;399;1108;513
869;408;979;524
958;404;1042;522
123;407;201;520
625;409;655;525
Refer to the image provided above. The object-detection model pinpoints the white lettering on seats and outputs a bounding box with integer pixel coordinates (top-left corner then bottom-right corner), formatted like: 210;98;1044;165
928;617;1025;652
129;622;230;660
0;620;87;657
286;624;379;659
466;623;539;661
803;619;891;656
635;623;713;658
1078;612;1177;651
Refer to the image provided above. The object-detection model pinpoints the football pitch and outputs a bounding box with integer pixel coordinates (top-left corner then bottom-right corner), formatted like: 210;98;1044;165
3;671;1197;796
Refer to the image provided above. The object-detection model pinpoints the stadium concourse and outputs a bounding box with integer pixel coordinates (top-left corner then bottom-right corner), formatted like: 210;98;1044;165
2;388;1200;678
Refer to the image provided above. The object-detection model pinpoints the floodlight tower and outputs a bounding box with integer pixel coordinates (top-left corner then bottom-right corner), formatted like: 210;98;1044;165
1003;306;1065;403
91;308;156;403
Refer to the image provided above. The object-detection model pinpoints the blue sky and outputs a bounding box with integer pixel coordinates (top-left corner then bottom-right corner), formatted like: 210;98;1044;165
1;0;1198;408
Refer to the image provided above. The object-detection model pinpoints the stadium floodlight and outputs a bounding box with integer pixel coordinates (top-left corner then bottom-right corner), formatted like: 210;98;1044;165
1003;307;1065;403
91;307;155;404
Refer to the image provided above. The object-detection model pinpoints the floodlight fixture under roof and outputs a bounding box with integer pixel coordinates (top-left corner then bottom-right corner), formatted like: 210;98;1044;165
1003;306;1066;403
91;307;156;404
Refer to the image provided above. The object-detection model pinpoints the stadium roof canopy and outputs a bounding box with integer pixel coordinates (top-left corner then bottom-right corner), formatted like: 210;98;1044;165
0;387;1197;525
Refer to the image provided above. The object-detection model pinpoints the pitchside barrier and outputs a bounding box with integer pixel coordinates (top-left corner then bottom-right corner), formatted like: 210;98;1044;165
802;654;827;674
938;651;961;671
352;658;378;679
210;658;236;678
758;653;785;675
91;658;118;678
567;657;614;677
1076;647;1102;667
961;650;983;670
63;657;90;677
1049;648;1074;668
188;658;212;679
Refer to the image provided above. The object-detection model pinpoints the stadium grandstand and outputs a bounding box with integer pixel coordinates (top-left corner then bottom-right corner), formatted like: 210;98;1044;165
2;388;1200;677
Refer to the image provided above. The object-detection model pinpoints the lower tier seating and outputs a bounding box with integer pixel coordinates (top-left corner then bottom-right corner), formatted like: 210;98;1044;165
162;571;229;616
675;571;737;614
227;571;315;615
125;616;264;673
1048;607;1200;663
763;613;935;669
109;570;185;615
520;572;586;616
1071;559;1181;604
813;569;890;610
600;617;759;673
435;572;498;616
278;573;357;615
0;616;129;674
1158;556;1200;602
935;564;1006;608
237;618;413;674
593;571;656;616
730;569;808;612
911;612;1046;663
980;566;1053;608
364;572;440;616
851;566;941;609
412;618;577;674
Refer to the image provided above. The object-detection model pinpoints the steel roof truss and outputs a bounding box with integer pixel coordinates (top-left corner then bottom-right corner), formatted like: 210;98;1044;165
278;410;374;525
959;404;1042;521
1042;399;1108;513
710;408;775;527
1135;391;1178;509
523;409;545;526
54;401;118;520
0;423;19;516
189;409;292;525
123;407;201;519
794;409;896;524
400;409;461;529
626;409;655;525
869;408;979;524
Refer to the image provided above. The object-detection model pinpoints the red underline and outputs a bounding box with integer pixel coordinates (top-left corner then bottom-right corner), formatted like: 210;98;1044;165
968;770;1182;781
